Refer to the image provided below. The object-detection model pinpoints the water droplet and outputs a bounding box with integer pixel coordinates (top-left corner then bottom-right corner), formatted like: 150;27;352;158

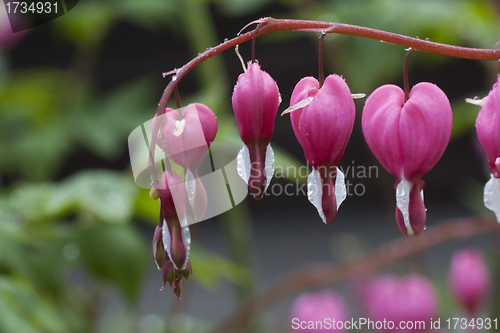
224;38;229;42
474;96;479;100
425;37;430;41
172;75;177;82
423;225;427;230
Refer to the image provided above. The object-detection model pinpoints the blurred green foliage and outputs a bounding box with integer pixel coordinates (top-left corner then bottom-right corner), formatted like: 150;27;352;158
0;0;499;332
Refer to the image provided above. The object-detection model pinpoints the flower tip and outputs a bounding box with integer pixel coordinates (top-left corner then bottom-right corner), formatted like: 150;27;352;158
252;191;264;201
351;93;366;99
322;194;338;225
173;282;183;300
465;97;485;106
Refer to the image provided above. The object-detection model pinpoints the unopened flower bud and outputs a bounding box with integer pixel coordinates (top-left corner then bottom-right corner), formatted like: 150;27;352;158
232;61;280;200
362;274;438;332
448;247;490;315
289;290;348;332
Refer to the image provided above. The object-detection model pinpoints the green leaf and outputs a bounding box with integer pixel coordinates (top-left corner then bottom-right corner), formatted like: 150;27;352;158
62;170;139;224
8;170;138;224
0;296;38;333
0;70;70;180
0;277;68;333
0;69;64;122
0;215;30;275
9;182;57;222
9;123;71;180
76;223;149;302
69;79;156;159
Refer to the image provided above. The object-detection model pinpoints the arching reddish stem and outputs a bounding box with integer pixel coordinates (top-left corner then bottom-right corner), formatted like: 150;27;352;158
149;17;500;185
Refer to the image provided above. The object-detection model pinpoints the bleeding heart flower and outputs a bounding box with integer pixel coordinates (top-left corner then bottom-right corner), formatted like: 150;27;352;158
472;77;500;222
362;83;452;236
362;274;438;333
290;290;349;332
161;103;217;169
232;61;280;200
152;103;217;221
448;247;490;315
284;75;355;225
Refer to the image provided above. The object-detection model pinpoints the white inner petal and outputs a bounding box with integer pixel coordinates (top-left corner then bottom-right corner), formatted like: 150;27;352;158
185;168;197;216
396;178;414;236
162;219;174;266
173;119;186;136
484;174;500;223
335;167;347;209
307;168;326;224
306;167;346;224
181;224;191;270
236;145;251;185
264;144;275;191
162;218;191;270
236;144;274;193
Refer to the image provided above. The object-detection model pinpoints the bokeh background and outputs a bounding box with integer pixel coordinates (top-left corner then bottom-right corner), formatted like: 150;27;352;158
1;0;500;332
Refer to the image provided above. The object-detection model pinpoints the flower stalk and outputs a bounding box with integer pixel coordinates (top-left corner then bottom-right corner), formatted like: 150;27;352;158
149;17;500;184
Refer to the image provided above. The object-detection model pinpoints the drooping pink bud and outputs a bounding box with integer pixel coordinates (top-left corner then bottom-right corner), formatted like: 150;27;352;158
153;170;192;299
232;61;280;200
362;83;452;236
289;290;349;332
362;274;438;333
448;248;490;315
286;75;355;225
